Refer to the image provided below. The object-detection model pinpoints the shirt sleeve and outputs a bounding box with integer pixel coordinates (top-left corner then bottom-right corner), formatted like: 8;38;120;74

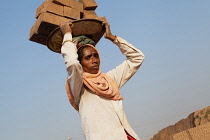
106;36;144;88
61;33;83;107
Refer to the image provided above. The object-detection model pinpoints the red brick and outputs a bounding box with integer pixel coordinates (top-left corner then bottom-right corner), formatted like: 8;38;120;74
79;0;97;10
83;10;98;19
63;6;81;19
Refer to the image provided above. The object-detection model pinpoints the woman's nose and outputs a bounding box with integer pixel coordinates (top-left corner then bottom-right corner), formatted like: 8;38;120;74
92;57;97;63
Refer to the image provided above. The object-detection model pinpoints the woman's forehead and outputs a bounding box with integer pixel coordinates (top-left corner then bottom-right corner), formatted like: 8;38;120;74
83;47;99;55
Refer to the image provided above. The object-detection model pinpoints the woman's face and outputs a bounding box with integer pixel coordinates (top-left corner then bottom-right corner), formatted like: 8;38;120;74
80;47;100;74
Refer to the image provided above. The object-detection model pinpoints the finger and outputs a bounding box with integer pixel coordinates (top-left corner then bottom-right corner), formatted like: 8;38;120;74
102;21;106;26
69;21;73;27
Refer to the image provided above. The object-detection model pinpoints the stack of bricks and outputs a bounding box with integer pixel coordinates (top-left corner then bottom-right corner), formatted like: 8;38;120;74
30;0;102;46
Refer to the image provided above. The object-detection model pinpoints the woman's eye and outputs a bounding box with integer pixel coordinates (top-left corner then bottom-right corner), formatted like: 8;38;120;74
94;54;99;58
85;57;90;60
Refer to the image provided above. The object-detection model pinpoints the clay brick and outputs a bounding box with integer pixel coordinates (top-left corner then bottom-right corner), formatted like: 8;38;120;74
83;10;98;19
53;0;69;6
97;16;108;23
29;23;37;37
29;22;48;45
29;33;48;45
36;1;63;18
30;12;70;36
53;0;83;12
30;12;72;45
36;2;46;18
70;0;83;12
63;6;81;19
79;0;97;10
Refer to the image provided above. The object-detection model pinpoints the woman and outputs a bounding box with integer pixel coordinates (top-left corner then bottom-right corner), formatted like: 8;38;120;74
60;21;144;140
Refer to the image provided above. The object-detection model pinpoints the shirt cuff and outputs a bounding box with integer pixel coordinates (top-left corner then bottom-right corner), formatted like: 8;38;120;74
113;35;119;44
63;32;73;44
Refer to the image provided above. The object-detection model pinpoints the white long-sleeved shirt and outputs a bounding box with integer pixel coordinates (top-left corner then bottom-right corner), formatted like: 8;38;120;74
61;33;144;140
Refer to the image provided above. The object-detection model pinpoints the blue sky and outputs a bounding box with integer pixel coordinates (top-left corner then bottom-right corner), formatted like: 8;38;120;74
0;0;210;140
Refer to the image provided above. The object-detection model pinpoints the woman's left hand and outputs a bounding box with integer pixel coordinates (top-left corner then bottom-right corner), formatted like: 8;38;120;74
103;21;116;42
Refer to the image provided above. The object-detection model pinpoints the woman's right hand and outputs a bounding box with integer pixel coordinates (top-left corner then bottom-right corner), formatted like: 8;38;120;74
59;21;73;35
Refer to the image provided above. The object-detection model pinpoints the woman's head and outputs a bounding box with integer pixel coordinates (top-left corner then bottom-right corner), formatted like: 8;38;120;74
77;45;100;74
